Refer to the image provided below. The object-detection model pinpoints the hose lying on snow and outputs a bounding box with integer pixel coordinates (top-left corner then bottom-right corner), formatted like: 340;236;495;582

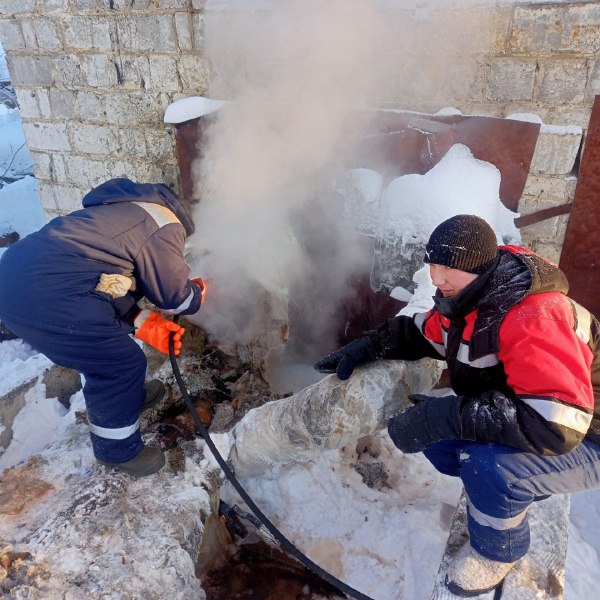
169;318;441;600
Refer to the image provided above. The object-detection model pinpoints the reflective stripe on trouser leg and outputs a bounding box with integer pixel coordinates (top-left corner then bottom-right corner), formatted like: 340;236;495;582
89;419;141;440
458;443;533;562
0;309;147;463
424;439;600;562
84;336;147;463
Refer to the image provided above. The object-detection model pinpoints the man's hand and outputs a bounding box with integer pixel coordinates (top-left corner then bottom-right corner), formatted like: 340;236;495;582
134;309;185;356
387;394;463;453
314;334;379;381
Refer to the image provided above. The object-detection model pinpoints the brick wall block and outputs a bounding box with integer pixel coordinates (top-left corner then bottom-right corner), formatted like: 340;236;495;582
116;15;177;53
9;55;55;87
158;0;194;8
41;184;87;214
144;128;177;161
192;13;204;49
53;54;87;88
0;19;25;50
547;106;593;130
111;0;153;8
49;89;77;119
177;54;209;93
68;123;121;155
487;57;536;102
112;55;150;90
22;122;71;152
175;12;193;51
40;0;68;11
64;155;110;188
521;174;577;204
51;154;68;184
586;60;600;101
35;89;52;119
104;92;170;126
520;213;570;263
530;130;582;175
0;0;35;14
64;17;114;52
83;54;119;88
38;183;88;215
30;152;52;180
37;182;59;211
14;88;40;119
510;5;566;54
119;129;148;157
536;60;588;104
527;240;563;265
564;4;600;53
20;21;37;48
74;91;106;120
72;0;105;9
148;55;181;92
33;18;62;50
519;209;563;242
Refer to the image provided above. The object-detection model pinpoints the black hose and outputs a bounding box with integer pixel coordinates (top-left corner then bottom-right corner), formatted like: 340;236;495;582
168;319;377;600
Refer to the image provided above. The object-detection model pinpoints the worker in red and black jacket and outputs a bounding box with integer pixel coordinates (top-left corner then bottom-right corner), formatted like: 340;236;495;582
0;178;206;477
315;214;600;597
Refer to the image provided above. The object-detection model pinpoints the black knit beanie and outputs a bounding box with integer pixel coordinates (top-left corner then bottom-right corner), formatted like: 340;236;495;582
424;214;499;274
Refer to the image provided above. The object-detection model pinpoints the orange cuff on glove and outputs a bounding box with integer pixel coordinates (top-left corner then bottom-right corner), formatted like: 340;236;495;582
191;277;207;305
134;309;185;356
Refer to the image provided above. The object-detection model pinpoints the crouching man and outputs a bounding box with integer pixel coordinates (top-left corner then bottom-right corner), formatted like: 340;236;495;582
315;214;600;596
0;178;206;477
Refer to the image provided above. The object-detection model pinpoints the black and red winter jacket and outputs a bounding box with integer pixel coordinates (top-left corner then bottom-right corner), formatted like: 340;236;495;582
377;246;600;456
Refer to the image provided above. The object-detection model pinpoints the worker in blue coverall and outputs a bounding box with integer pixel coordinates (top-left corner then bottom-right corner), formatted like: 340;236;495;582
0;178;205;477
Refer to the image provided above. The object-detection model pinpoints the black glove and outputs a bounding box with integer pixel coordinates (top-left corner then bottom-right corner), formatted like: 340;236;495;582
313;333;380;381
387;394;464;454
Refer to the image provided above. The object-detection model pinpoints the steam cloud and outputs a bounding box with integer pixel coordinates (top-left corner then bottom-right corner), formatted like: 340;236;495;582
187;0;504;373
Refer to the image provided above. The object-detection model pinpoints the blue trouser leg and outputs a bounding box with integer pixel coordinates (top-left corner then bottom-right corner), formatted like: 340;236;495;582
0;317;147;463
424;439;600;562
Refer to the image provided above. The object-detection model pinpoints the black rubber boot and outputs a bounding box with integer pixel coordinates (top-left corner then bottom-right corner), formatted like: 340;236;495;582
142;379;166;410
97;445;166;477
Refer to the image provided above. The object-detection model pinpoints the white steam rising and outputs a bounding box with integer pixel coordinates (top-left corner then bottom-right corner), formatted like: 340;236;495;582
186;0;509;370
188;0;397;357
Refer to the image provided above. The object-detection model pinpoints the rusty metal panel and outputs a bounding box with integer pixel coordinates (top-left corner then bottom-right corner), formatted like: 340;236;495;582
560;97;600;319
346;111;541;211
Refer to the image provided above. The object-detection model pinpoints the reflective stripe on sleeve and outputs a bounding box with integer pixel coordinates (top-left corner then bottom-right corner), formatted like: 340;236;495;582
414;312;446;357
466;494;528;531
520;396;592;433
571;300;592;345
456;342;499;368
89;419;141;440
161;287;195;314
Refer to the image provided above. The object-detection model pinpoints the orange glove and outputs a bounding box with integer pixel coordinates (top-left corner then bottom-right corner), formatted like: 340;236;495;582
191;277;207;304
134;309;185;356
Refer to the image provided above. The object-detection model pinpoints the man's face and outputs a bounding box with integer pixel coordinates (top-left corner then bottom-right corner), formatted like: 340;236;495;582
429;264;478;298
